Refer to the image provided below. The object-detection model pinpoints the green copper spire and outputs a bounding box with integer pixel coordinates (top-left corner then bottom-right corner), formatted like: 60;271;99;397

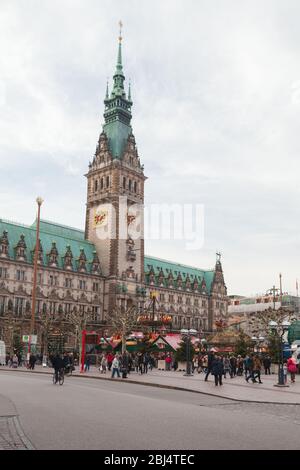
103;22;133;159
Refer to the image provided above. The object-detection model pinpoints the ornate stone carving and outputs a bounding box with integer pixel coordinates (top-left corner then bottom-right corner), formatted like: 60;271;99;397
15;234;27;261
126;237;136;261
78;248;87;273
47;242;59;268
91;251;101;275
32;239;43;265
0;230;9;258
63;245;73;271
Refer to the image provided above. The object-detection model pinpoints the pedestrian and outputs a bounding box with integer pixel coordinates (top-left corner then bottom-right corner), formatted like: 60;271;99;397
263;355;271;375
29;353;37;370
197;355;203;374
287;356;297;383
120;351;129;378
100;354;107;374
245;355;254;382
223;356;231;379
12;354;18;368
212;355;224;386
84;356;91;372
252;355;263;384
111;355;120;378
143;352;150;374
229;355;237;378
107;352;114;371
138;352;144;374
127;354;133;374
134;354;139;373
204;352;215;381
237;356;244;376
165;353;172;371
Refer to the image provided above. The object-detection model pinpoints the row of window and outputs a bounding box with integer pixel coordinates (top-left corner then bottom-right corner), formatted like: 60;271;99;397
0;296;101;320
159;293;207;307
0;268;100;292
122;177;138;193
94;176;110;192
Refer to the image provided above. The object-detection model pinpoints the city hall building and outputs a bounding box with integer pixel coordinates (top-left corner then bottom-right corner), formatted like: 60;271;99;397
0;32;228;353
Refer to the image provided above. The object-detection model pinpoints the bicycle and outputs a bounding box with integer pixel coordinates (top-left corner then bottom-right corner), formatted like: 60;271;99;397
53;368;64;386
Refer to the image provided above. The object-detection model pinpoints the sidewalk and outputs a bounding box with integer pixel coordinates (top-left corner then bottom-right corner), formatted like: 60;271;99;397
1;365;300;404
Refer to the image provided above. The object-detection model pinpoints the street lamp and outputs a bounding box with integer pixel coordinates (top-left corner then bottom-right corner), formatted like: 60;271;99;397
251;335;265;353
29;197;43;358
180;328;197;376
268;319;291;387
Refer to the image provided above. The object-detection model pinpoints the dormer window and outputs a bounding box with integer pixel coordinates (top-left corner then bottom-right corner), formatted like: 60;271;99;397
0;230;9;258
48;242;58;268
15;234;27;261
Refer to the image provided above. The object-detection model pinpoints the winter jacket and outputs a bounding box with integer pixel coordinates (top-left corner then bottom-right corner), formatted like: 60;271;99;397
287;357;297;373
253;357;261;371
212;358;224;376
112;357;120;369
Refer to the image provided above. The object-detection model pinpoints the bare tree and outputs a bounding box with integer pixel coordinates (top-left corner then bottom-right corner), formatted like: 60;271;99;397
249;306;295;338
37;311;56;357
106;305;139;353
69;307;94;361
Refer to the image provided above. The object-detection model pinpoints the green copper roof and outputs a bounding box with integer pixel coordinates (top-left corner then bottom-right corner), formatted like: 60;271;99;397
144;255;215;294
103;37;132;159
0;219;97;273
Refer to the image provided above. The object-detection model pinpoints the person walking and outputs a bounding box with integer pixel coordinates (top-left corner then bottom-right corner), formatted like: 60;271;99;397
84;356;91;372
143;352;150;374
212;355;224;386
223;356;231;379
204;352;215;381
252;355;263;383
134;354;139;373
287;356;297;383
165;353;172;371
107;352;114;372
138;352;144;374
245;355;254;382
237;356;244;376
120;351;129;379
29;354;36;370
229;355;237;378
12;354;18;368
197;355;203;374
111;355;120;378
263;355;271;375
100;354;107;374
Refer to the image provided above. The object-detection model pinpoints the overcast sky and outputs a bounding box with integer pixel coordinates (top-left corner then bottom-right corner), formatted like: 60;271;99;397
0;0;300;297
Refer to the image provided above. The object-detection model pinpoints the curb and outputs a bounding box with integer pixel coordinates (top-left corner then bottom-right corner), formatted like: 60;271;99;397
1;367;300;406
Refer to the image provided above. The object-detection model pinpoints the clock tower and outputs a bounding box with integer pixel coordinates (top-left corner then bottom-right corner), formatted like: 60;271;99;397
85;27;146;314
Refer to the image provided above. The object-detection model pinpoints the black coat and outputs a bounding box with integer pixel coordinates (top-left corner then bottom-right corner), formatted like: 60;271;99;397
212;359;224;376
52;356;64;370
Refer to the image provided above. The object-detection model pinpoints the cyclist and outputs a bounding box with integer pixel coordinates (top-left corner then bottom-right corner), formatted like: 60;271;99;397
52;353;64;384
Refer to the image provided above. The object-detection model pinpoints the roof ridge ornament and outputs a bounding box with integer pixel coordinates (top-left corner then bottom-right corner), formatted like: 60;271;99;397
119;20;123;43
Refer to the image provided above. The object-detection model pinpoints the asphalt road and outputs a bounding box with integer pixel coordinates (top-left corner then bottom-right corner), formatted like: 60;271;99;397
1;371;300;450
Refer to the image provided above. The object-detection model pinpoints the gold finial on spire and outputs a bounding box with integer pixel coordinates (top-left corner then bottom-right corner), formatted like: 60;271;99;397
119;20;123;42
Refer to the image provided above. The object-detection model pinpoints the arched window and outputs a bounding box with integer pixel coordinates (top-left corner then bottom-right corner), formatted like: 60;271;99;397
101;178;104;190
123;177;126;189
106;176;109;188
134;181;137;193
94;180;98;192
129;180;132;191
